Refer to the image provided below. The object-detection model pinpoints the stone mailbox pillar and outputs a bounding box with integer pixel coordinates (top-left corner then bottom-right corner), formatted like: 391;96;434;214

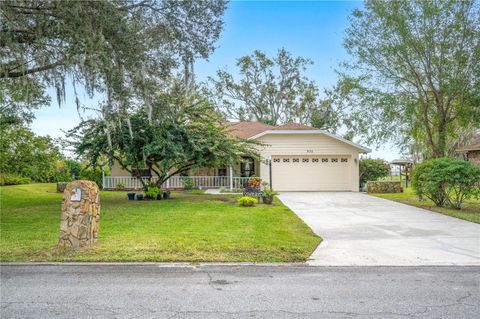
59;180;100;248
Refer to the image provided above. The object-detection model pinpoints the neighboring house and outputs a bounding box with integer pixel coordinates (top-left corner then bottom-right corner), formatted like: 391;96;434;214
456;134;480;165
104;121;370;191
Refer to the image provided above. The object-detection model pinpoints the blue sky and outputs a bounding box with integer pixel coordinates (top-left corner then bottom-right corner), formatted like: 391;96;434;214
31;0;400;160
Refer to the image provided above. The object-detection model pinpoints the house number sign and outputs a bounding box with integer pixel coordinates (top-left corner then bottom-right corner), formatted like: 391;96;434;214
306;149;314;153
70;187;82;201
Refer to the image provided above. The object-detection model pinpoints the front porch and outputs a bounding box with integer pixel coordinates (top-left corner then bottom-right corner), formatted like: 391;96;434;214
104;156;262;190
102;175;255;190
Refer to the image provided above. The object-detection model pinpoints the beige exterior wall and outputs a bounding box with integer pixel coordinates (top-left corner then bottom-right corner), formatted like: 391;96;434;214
109;133;364;191
109;162;259;178
256;133;362;191
110;163;131;176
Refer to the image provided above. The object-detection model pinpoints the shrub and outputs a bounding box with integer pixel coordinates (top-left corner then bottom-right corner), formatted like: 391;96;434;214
412;157;480;209
56;182;68;193
116;182;125;191
181;177;195;190
237;196;258;207
79;166;103;189
366;181;402;193
359;159;390;185
144;184;160;199
64;160;82;179
0;174;30;186
54;161;74;182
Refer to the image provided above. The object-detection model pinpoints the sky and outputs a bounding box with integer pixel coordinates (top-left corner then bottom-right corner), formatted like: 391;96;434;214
31;0;401;161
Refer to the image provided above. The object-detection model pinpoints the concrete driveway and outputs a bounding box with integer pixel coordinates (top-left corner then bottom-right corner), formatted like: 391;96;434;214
279;192;480;266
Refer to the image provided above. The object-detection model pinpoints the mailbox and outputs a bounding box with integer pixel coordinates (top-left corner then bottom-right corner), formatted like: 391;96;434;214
59;180;100;248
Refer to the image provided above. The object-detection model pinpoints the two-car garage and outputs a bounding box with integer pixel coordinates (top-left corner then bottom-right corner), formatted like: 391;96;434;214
271;155;352;191
251;126;370;192
226;121;371;192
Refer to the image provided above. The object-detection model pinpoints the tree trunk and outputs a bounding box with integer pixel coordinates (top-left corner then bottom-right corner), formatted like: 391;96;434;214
435;118;448;158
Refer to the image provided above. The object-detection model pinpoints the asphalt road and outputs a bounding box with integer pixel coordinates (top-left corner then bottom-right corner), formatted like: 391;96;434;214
1;264;479;318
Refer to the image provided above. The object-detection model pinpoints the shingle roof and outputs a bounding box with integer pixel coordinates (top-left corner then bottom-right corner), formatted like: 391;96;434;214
459;134;480;151
226;121;370;152
226;121;321;138
226;121;274;139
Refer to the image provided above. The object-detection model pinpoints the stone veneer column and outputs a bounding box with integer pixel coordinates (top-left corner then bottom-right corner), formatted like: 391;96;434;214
59;180;100;248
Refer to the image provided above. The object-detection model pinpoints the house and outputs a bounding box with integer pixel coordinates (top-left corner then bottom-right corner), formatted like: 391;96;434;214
104;121;371;191
456;133;480;165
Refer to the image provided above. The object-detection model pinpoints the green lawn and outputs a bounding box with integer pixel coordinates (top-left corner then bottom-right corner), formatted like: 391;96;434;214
371;187;480;224
0;184;320;262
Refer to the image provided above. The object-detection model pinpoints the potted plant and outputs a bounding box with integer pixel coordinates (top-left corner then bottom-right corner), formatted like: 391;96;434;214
136;194;144;200
144;184;160;200
262;187;278;205
247;176;261;189
127;192;136;200
163;190;171;199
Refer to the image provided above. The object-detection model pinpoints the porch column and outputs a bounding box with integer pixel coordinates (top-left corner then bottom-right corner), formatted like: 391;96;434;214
268;157;272;189
165;172;170;189
229;166;233;190
101;166;105;189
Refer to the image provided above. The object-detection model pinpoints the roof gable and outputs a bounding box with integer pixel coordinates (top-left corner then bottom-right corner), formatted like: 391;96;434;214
225;121;370;153
249;129;371;153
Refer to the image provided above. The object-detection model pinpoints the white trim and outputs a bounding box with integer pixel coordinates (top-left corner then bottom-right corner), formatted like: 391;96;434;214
248;130;371;153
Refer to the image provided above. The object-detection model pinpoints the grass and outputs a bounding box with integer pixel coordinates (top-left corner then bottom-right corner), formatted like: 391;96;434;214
371;187;480;224
0;184;320;262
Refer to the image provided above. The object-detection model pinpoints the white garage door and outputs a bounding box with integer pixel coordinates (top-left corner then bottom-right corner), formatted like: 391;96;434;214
271;155;351;191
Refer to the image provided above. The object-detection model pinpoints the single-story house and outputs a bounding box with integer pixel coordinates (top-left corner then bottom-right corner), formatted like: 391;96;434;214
104;121;371;191
456;133;480;165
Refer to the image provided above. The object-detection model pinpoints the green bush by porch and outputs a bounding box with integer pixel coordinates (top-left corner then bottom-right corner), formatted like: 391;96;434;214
0;184;320;262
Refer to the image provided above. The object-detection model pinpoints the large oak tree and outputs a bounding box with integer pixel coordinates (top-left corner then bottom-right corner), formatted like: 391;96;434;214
0;0;227;122
332;0;480;158
208;49;339;130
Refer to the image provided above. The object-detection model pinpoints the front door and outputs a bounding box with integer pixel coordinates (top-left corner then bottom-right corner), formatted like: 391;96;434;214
240;157;255;177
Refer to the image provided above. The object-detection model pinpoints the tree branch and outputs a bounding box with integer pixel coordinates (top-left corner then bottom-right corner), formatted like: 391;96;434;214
1;60;64;78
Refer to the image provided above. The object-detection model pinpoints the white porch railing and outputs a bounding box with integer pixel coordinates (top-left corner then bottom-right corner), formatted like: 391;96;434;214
102;175;254;190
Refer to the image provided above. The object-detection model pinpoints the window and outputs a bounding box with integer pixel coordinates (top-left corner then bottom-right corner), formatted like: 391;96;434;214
331;158;339;163
322;158;328;163
218;168;227;176
341;158;348;163
293;158;299;163
312;158;319;163
283;158;290;163
273;158;280;163
240;157;255;177
302;158;309;163
131;168;150;177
